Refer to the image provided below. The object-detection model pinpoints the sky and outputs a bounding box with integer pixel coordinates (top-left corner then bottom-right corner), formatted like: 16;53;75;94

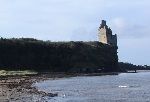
0;0;150;65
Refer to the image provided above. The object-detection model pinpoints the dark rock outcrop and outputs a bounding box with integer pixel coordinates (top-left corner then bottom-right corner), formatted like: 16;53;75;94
0;38;118;72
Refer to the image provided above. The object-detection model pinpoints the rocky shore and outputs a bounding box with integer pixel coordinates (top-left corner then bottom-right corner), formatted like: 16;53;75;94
0;75;58;102
0;72;119;102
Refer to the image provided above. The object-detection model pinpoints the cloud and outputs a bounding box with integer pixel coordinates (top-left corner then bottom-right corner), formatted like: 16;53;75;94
118;37;150;65
0;0;150;65
111;18;126;30
0;0;104;40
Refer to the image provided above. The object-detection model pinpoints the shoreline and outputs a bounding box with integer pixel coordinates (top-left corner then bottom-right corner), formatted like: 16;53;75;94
0;72;120;101
1;71;148;101
0;74;58;102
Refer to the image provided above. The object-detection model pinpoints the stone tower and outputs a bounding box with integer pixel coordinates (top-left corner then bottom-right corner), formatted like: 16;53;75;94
98;20;117;46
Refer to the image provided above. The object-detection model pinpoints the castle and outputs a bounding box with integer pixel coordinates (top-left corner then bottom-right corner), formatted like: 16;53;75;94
98;20;117;46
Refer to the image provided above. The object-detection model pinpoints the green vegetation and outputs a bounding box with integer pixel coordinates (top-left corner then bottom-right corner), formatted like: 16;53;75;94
0;38;118;73
119;62;150;72
0;70;37;76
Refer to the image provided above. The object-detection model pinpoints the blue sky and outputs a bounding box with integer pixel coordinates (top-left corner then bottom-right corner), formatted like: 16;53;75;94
0;0;150;65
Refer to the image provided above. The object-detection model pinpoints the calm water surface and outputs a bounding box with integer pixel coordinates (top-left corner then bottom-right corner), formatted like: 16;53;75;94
35;71;150;102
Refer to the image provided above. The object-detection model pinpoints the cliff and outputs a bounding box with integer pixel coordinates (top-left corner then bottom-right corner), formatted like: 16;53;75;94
0;38;118;72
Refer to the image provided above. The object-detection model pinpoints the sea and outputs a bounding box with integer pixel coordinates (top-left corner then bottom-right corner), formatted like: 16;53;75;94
34;71;150;102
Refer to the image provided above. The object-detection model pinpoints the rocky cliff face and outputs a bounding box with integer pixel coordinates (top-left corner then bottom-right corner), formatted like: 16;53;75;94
0;38;118;72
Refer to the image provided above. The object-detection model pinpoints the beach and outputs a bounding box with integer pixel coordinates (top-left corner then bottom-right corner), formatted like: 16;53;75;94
0;75;57;102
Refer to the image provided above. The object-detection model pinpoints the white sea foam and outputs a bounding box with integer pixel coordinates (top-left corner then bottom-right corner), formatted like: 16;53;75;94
118;85;128;88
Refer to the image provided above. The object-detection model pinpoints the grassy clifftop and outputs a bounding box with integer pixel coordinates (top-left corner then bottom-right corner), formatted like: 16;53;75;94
0;38;118;72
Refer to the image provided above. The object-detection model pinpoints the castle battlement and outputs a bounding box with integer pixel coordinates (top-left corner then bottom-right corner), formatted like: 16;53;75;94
98;20;117;46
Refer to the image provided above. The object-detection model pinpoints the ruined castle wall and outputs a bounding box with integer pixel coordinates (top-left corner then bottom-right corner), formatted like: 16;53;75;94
99;20;117;46
99;28;108;44
112;35;117;46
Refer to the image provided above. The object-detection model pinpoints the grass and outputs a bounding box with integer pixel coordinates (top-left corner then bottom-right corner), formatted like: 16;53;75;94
0;70;38;76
